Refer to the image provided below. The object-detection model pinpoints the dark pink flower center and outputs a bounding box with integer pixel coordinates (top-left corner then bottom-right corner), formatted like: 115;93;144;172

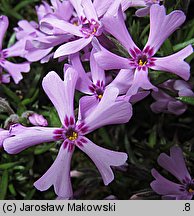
180;177;194;194
89;80;105;100
65;127;78;141
53;116;89;151
187;180;194;193
129;46;156;71
137;55;148;66
80;17;100;38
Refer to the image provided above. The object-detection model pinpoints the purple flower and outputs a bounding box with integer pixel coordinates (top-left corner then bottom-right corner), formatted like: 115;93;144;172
0;16;30;84
99;0;162;18
14;20;54;63
0;129;9;148
135;0;163;17
0;67;10;84
39;0;110;57
151;80;194;115
14;1;73;63
69;48;136;115
28;113;48;127
3;67;132;198
94;4;193;96
69;48;148;115
151;146;194;200
35;0;74;22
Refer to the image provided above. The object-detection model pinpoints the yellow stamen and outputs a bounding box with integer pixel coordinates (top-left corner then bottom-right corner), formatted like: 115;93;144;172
138;59;147;66
189;188;194;193
98;94;103;99
73;22;78;26
68;132;78;141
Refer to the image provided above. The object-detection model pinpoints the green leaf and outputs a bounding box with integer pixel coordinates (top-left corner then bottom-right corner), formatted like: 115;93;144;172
7;33;16;48
21;89;39;105
148;125;157;148
1;85;20;104
161;38;174;55
173;38;194;51
176;96;194;106
8;184;17;196
98;127;112;147
0;170;8;200
14;0;39;11
106;34;129;58
24;188;36;200
0;162;20;170
34;143;55;155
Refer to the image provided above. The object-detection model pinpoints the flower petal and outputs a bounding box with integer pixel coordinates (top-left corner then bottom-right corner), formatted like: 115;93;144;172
69;0;84;18
94;46;130;70
126;68;157;96
40;17;82;37
51;0;74;21
107;69;133;94
102;6;138;54
3;124;57;154
167;101;187;115
0;60;30;84
145;4;186;54
93;0;114;17
54;37;92;58
42;69;78;125
25;46;53;62
78;95;98;120
135;7;150;17
81;0;98;21
34;143;74;198
150;45;193;81
0;129;9;148
157;146;191;183
151;168;185;198
90;48;106;85
4;40;27;58
0;15;8;50
129;91;150;104
69;53;92;94
82;87;132;134
77;137;127;185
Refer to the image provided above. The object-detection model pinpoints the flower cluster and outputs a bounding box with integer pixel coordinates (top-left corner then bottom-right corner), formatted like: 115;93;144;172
0;0;193;200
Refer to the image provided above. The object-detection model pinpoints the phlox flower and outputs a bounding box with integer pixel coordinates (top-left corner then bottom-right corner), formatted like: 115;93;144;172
28;113;48;127
100;0;162;17
151;80;194;115
0;68;10;83
35;0;74;21
69;48;148;116
151;146;194;200
135;0;163;17
0;129;9;148
3;67;132;198
0;16;30;84
94;4;193;96
40;0;113;57
14;0;73;63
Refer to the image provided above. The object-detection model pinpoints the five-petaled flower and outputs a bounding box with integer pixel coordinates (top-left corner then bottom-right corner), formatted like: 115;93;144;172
151;146;194;200
94;4;193;96
3;67;132;198
0;16;30;84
